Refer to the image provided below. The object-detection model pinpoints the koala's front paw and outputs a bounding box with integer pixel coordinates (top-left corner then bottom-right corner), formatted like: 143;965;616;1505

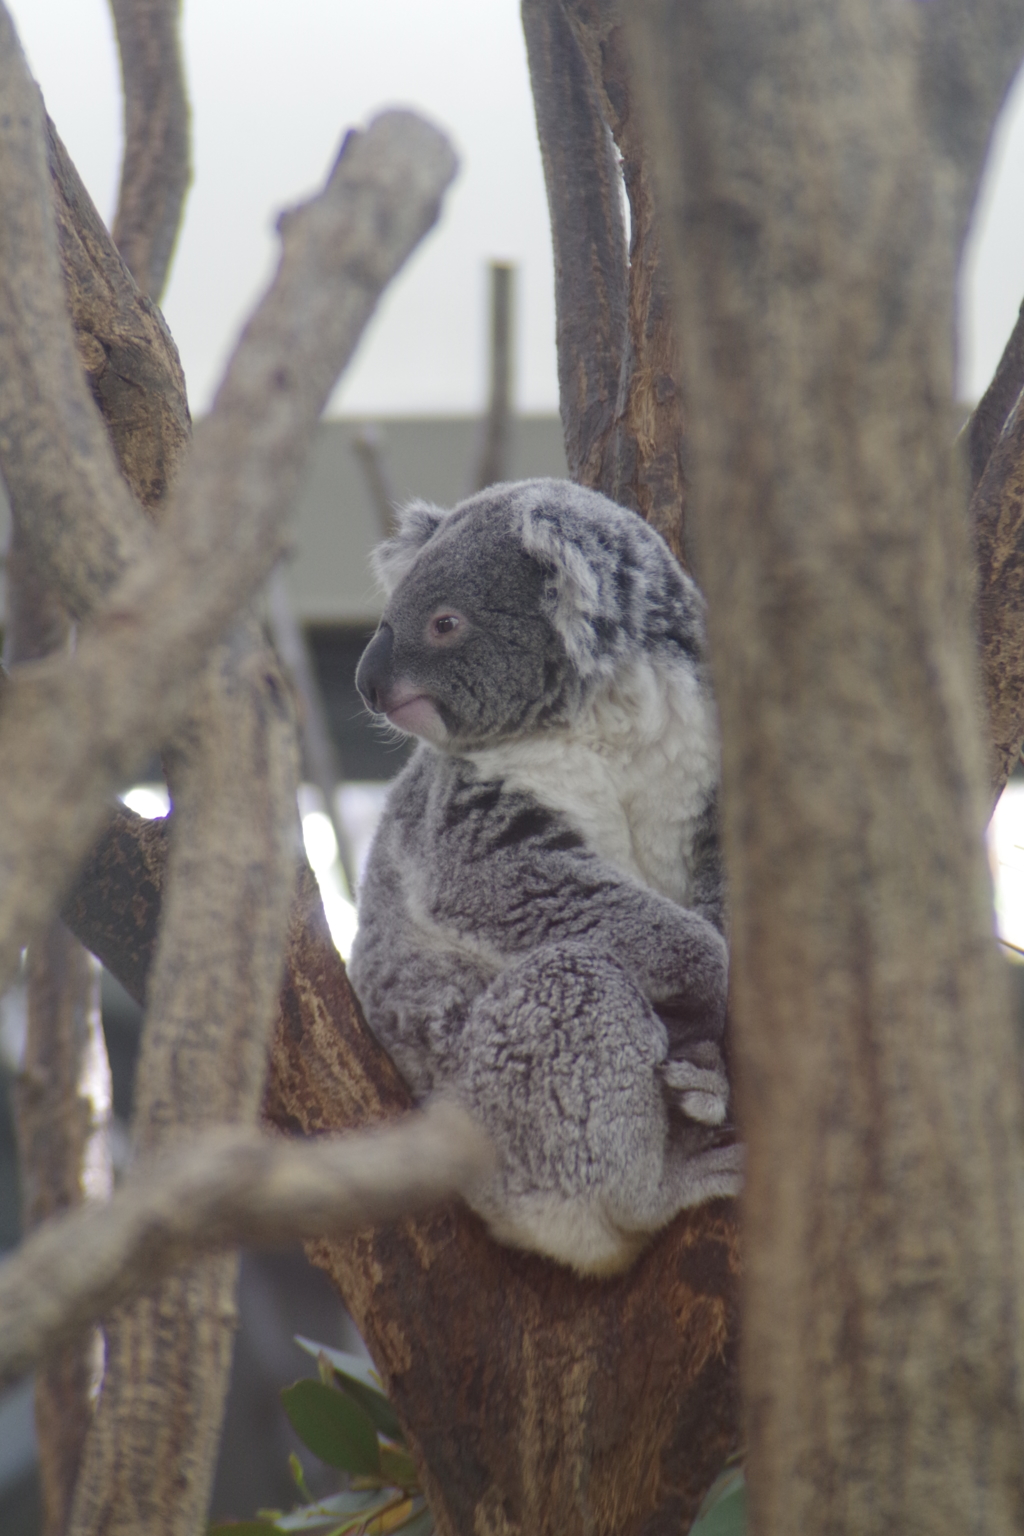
661;1041;730;1126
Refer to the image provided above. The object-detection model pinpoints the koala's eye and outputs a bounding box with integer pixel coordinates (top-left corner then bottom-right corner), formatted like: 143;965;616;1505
429;612;462;641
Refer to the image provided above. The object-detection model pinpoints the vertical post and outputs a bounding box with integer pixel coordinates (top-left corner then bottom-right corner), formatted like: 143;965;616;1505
475;261;516;491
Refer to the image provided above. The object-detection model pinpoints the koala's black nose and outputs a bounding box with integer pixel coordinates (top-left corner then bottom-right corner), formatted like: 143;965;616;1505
356;623;394;713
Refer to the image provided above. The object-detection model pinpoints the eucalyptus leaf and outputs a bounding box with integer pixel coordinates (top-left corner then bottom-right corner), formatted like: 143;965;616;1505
339;1376;404;1444
690;1469;746;1536
378;1444;419;1490
396;1505;434;1536
294;1338;384;1395
280;1380;381;1477
273;1490;386;1531
294;1336;403;1443
207;1524;276;1535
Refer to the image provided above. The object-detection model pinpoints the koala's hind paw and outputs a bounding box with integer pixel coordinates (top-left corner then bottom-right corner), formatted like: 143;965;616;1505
661;1043;730;1126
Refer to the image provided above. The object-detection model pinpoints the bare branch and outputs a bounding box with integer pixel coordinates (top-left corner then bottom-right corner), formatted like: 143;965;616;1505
0;1103;493;1390
0;64;457;987
45;114;191;514
0;13;152;619
108;0;190;301
971;391;1024;792
63;805;168;1009
965;298;1024;495
563;0;689;560
521;0;627;489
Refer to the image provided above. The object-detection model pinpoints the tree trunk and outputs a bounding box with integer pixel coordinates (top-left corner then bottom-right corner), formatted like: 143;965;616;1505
625;4;1024;1532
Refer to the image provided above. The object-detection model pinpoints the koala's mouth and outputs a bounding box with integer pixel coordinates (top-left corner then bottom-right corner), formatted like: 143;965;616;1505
385;692;445;739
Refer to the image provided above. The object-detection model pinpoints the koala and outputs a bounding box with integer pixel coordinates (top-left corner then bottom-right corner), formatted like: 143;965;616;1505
348;477;741;1274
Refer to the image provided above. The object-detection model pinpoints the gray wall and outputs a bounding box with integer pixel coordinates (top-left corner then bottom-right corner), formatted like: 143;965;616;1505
282;414;567;622
0;415;568;626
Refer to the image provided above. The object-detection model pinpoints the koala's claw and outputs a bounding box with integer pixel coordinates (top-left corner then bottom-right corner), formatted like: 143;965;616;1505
661;1046;730;1126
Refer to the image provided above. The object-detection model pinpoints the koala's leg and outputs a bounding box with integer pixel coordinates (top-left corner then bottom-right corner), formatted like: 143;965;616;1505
449;943;737;1274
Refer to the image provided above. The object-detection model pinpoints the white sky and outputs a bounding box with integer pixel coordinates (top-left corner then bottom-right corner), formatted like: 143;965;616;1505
7;0;1024;417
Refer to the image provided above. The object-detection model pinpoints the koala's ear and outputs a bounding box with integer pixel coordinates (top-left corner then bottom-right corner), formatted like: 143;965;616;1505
520;504;606;678
371;500;447;596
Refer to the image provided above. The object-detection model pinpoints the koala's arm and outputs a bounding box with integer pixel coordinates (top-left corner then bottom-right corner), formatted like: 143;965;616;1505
419;775;728;1040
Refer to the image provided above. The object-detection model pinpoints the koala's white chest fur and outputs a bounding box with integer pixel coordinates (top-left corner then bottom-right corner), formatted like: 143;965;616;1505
466;655;718;906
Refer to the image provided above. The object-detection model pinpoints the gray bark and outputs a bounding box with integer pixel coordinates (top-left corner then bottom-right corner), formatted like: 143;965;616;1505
625;4;1024;1532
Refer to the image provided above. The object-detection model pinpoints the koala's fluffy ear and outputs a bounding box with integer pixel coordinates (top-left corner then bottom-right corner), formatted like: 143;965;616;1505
371;500;448;596
520;500;608;679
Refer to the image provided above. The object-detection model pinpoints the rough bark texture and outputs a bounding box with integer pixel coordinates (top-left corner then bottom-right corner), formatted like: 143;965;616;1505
5;516;110;1536
67;625;300;1536
967;296;1024;495
14;925;101;1536
972;365;1024;795
46;115;191;510
625;4;1024;1534
524;0;688;562
976;421;1024;783
562;0;689;562
521;0;627;493
108;0;190;301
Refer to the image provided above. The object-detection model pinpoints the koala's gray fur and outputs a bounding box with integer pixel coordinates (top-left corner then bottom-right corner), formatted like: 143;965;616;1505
349;478;741;1274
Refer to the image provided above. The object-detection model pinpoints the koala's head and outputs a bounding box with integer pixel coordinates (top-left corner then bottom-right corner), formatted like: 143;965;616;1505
355;478;706;751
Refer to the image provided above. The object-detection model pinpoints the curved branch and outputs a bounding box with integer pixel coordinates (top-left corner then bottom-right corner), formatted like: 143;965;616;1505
965;298;1024;495
521;0;627;490
0;21;152;621
0;1103;493;1389
46;114;191;513
971;391;1024;793
563;0;689;561
0;77;457;989
109;0;191;301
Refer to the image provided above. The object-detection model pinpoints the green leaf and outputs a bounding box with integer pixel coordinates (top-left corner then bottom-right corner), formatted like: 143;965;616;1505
280;1380;381;1477
378;1444;419;1491
273;1491;386;1531
340;1378;404;1445
294;1339;384;1395
289;1454;311;1502
208;1524;277;1535
294;1338;404;1444
394;1504;433;1536
689;1469;746;1536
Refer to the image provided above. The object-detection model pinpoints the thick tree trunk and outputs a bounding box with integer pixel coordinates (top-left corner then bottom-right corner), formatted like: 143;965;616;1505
625;4;1024;1532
